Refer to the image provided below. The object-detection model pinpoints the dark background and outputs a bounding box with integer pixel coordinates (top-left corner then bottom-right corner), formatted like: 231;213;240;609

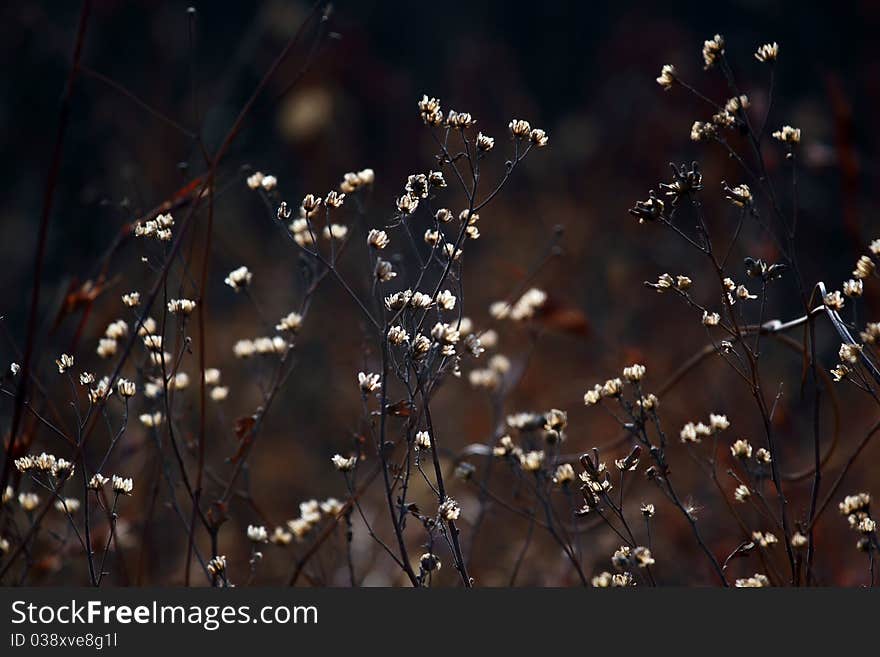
1;0;879;585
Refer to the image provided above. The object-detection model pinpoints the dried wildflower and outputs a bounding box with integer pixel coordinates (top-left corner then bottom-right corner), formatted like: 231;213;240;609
702;34;725;69
436;290;456;311
270;312;302;336
857;517;876;533
641;503;655;518
839;493;871;516
843;279;863;298
55;353;73;374
167;298;197;315
415;431;432;450
702;311;721;326
105;320;128;340
116;378;136;398
615;445;641;472
754;42;779;62
386;325;409;346
752;531;778;548
508;119;531;139
839;342;862;364
396;194;419;215
442;243;463;260
591;571;613;587
121;291;141;308
88;377;113;403
476;132;495;151
656;64;676;90
88;473;109;490
731;285;755;302
712;110;735;128
450;110;475;130
385;290;412;311
246;171;265;189
339;169;375;194
270;527;293;545
772;125;801;144
661;162;703;202
300;194;321;216
54;497;80;514
367;229;389;250
629;190;665;223
261;175;277;191
673;275;692;291
411;334;432;359
690;121;716;142
137;317;157;336
735;574;770;588
439;497;461;521
375;259;396;282
520;450;545;472
709;414;730;432
725;95;750;113
418;95;444;125
139;411;163;427
224;266;253;291
171;372;190;390
53;460;74;482
529;128;549;147
207;555;227;577
324;190;345;208
552;463;576;486
860;323;880;344
15;455;35;472
287;518;311;539
583;385;602;406
406;174;429;199
633;546;655;567
823;290;845;310
19;492;40;512
419;553;442;573
323;224;348;240
790;532;808;548
33;452;55;472
489;301;511;320
734;484;751;503
411;291;434;309
623;363;646;382
722;181;752;208
754;448;772;465
469;368;499;390
830;363;850;382
9;363;20;376
426;230;446;247
680;422;699;443
638;394;659;411
210;386;229;401
731;439;753;459
601;378;623;398
358;371;381;393
853;255;875;279
112;475;133;495
247;525;268;543
233;339;256;359
648;273;674;292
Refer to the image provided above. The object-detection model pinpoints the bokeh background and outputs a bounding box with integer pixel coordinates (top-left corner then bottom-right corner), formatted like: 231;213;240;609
2;0;879;585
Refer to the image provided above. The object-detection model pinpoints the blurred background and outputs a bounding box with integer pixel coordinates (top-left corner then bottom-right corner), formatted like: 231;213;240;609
2;0;879;586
